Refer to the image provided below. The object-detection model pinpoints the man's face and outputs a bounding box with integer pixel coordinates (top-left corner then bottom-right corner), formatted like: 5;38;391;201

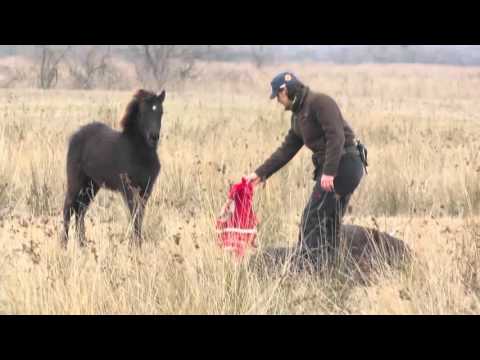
277;88;292;111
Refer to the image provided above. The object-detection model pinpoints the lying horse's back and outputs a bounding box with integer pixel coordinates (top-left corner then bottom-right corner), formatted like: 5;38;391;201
340;224;411;265
256;225;412;273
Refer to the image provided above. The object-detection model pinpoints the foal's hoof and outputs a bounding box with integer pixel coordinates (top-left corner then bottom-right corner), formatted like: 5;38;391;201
78;237;88;249
129;236;144;250
59;233;68;250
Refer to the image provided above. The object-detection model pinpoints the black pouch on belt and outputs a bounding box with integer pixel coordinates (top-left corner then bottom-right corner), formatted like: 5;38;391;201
356;140;369;174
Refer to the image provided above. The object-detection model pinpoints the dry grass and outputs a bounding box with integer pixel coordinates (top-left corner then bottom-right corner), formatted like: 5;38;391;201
0;62;479;314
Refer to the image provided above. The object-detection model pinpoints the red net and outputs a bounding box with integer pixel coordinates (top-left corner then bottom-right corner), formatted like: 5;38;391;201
216;178;258;259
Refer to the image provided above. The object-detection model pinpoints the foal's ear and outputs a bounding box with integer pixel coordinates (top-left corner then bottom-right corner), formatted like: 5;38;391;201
157;90;166;103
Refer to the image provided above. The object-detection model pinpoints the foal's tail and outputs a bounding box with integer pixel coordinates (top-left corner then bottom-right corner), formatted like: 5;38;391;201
66;130;83;167
65;124;96;181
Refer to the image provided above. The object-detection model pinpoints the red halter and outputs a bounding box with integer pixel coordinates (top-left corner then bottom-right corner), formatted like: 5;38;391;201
216;178;258;259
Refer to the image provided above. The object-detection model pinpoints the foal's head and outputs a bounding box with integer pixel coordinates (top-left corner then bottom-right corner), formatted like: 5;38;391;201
121;89;166;148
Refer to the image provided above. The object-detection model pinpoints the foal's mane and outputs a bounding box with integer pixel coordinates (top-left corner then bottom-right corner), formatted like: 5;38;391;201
120;89;157;132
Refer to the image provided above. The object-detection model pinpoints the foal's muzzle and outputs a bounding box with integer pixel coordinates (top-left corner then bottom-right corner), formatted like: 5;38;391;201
148;133;160;147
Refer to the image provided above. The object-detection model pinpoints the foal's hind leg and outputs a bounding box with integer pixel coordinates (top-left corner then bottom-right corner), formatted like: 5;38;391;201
63;193;75;248
63;174;86;248
74;180;100;247
62;175;99;248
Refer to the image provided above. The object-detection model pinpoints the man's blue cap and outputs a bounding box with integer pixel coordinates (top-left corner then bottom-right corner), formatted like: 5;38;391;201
270;72;299;99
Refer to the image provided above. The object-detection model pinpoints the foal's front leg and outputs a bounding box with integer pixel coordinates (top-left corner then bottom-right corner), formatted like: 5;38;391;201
123;186;148;248
132;197;146;247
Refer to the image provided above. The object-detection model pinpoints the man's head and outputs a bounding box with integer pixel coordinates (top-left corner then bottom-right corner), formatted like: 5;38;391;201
270;72;303;111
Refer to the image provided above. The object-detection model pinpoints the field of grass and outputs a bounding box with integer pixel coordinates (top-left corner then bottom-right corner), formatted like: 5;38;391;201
0;62;479;314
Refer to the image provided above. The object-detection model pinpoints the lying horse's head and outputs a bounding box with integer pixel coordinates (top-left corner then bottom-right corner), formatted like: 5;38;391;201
121;89;166;148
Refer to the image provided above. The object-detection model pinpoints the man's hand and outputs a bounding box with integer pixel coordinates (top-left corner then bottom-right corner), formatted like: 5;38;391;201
245;173;263;187
320;174;335;193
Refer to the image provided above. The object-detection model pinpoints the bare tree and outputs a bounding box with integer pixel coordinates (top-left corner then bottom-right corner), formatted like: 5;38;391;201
35;45;70;89
250;45;269;69
0;65;26;88
67;46;113;89
129;45;199;89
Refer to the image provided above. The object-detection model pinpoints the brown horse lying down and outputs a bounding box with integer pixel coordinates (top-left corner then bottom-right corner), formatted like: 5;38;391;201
253;224;412;275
